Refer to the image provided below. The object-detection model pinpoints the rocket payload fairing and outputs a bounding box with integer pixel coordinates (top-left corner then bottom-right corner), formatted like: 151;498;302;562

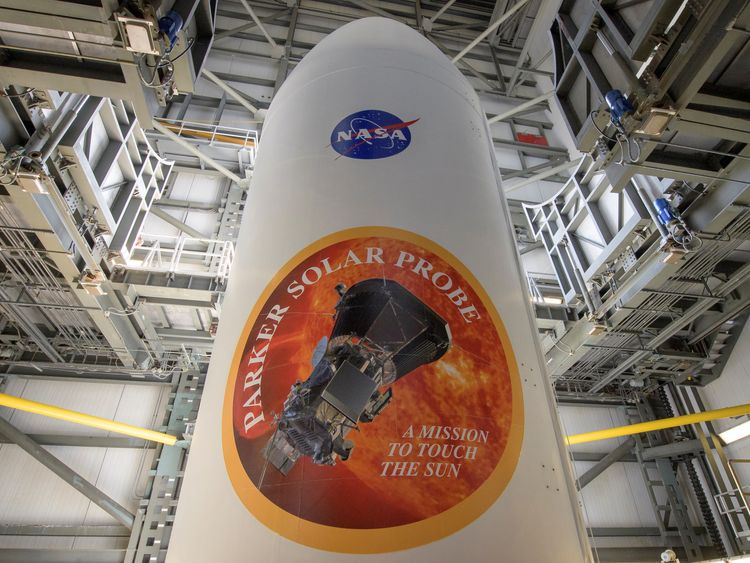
168;17;592;563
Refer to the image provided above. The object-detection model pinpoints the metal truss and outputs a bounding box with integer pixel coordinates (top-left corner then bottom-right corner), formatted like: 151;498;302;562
155;0;571;194
0;92;176;369
528;5;750;554
124;368;204;563
523;0;750;396
0;89;221;562
570;385;736;560
0;0;216;127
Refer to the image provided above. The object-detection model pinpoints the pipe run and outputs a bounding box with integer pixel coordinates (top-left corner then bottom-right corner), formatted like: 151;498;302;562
566;403;750;445
0;393;178;446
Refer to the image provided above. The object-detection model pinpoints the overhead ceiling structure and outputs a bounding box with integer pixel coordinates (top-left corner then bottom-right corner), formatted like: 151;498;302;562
521;2;750;561
0;1;577;561
524;0;750;397
151;0;575;185
0;1;747;562
0;0;217;127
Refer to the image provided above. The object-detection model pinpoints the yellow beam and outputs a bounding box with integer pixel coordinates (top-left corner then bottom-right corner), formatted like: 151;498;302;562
0;393;178;446
566;403;750;445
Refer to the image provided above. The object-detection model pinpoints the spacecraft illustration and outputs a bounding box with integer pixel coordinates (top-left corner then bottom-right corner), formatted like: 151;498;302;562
264;279;452;475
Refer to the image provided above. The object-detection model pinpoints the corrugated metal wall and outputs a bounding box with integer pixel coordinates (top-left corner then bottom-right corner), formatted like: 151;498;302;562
0;378;167;549
558;405;662;530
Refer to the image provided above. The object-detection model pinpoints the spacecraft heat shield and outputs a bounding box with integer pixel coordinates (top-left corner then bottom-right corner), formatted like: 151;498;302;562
331;278;451;379
263;278;451;475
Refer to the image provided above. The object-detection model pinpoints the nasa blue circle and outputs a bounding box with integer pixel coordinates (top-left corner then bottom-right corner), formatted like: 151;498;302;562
331;110;416;160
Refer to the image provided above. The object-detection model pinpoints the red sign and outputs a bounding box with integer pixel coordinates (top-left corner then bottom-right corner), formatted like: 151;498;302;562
517;132;548;146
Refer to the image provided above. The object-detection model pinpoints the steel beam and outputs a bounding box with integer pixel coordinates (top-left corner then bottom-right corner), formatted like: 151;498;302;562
641;439;703;461
237;0;280;50
1;364;176;385
274;5;298;94
493;137;569;157
429;0;457;24
149;207;205;239
452;0;530;62
655;457;704;559
0;549;124;562
505;4;547;93
214;7;290;41
571;441;703;465
0;416;135;528
1;188;148;368
588;263;750;393
502;158;563;179
487;90;554;124
0;288;63;363
153;199;219;212
346;0;406;22
429;34;504;91
0;434;154;448
505;158;582;193
588;526;704;537
571;450;637;463
154;328;213;342
577;437;634;489
0;525;129;537
152;121;245;186
200;69;260;116
141;295;217;309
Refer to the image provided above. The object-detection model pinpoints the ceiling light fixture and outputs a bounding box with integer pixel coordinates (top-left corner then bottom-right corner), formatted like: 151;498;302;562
719;419;750;445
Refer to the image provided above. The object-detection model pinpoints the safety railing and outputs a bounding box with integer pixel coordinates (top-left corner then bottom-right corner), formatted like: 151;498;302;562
714;459;750;549
128;234;236;284
526;271;564;305
155;118;257;152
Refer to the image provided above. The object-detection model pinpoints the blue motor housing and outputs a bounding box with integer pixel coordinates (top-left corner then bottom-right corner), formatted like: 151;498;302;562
158;10;183;49
605;89;634;127
654;198;678;226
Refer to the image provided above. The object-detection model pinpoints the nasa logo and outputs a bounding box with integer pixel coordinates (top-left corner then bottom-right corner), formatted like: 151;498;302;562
330;109;419;160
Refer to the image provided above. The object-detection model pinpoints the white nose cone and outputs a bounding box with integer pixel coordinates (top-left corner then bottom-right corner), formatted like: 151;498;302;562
168;17;591;563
